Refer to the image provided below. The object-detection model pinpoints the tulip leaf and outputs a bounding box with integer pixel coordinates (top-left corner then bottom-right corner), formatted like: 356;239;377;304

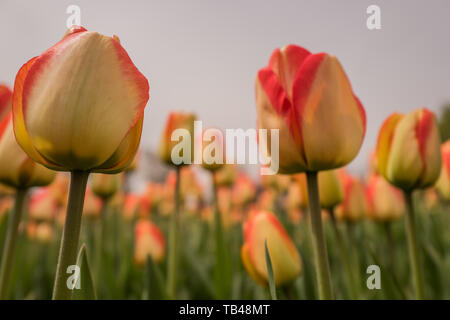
71;244;97;300
264;239;277;300
143;254;166;300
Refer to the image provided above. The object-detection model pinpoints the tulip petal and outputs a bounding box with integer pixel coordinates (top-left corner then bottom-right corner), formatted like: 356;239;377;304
255;73;306;173
375;113;403;178
12;57;64;171
415;109;441;187
20;30;149;170
386;111;424;189
268;45;311;99
94;116;143;173
292;54;366;171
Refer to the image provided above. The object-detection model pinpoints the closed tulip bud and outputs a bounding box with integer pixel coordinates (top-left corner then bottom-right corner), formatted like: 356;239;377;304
0;85;55;189
134;219;165;266
376;109;441;191
159;112;196;166
295;170;343;209
436;140;450;201
255;45;366;174
28;187;59;222
198;127;225;172
366;174;405;222
335;172;368;222
123;193;150;220
12;26;149;173
91;173;121;200
241;211;301;286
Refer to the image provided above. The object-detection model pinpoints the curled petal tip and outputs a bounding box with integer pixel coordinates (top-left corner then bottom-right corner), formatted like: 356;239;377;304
62;25;87;39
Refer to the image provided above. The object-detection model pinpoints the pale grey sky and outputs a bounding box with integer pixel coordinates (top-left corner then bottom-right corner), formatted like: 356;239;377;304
1;0;449;177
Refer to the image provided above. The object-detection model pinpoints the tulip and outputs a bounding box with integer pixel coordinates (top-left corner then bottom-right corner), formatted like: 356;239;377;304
158;111;196;167
231;173;256;207
134;220;166;266
27;222;54;244
295;170;344;210
91;173;121;201
375;108;441;299
198;127;225;172
12;26;149;299
436;140;450;201
366;174;405;223
123;193;150;221
241;211;302;287
261;173;291;194
82;188;103;221
335;172;368;222
0;85;55;299
376;109;441;191
255;45;366;299
159;112;196;298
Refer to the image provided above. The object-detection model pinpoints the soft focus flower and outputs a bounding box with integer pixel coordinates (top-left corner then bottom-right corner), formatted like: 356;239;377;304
285;181;305;212
335;172;368;222
213;165;237;188
232;173;256;207
257;189;277;212
48;173;70;207
123;193;150;220
28;187;59;222
241;211;302;286
134;219;165;266
376;108;441;191
12;26;149;173
261;173;291;193
145;182;164;212
198;127;225;172
255;45;366;174
366;174;405;222
436;140;450;201
0;196;13;221
27;222;53;243
295;170;343;209
0;85;55;189
158;112;196;166
91;173;121;200
83;188;103;220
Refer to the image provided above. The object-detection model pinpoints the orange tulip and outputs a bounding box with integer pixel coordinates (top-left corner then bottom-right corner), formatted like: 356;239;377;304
335;172;368;222
436;140;450;201
158;112;196;166
91;173;121;200
134;219;166;265
198;127;225;172
82;188;103;220
241;211;301;286
0;85;55;189
12;26;149;173
232;173;256;207
375;108;441;191
255;45;366;174
366;174;405;222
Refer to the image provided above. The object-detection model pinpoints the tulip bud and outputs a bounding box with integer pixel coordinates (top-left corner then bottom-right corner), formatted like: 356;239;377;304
366;174;405;222
294;170;343;209
158;112;196;166
12;27;149;174
335;172;368;222
123;194;150;220
0;85;55;189
28;187;59;222
436;140;450;201
134;219;165;266
376;109;441;191
198;127;225;172
255;45;366;174
241;211;301;286
91;173;121;200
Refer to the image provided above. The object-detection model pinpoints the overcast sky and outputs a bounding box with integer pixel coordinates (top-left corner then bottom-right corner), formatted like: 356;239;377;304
1;0;449;177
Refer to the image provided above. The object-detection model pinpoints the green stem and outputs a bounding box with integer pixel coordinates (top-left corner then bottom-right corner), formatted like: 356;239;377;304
404;190;425;300
166;166;181;299
52;171;89;300
329;208;358;299
305;171;333;300
0;188;27;299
